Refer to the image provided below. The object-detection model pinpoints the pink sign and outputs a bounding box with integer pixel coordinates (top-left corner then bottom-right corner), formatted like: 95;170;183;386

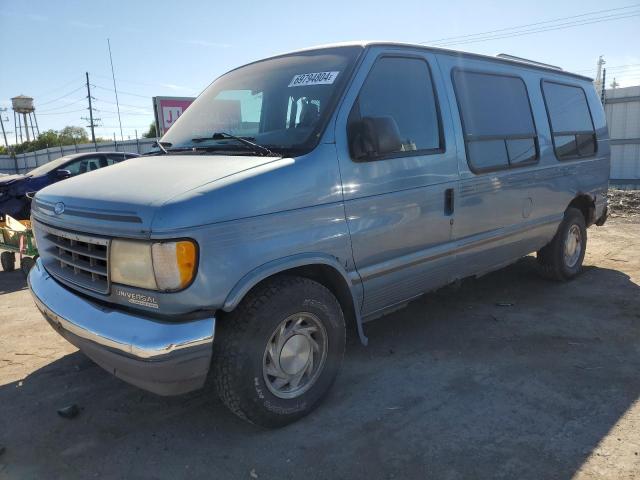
153;97;195;136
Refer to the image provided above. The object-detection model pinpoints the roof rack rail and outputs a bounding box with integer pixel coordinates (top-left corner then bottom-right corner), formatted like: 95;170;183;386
496;54;563;71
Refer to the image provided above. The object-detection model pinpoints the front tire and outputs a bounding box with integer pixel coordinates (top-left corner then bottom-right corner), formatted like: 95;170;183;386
20;256;36;277
537;207;587;281
213;276;345;428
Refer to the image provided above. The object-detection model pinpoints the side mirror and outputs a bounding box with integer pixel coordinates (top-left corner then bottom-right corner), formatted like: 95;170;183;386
55;169;71;179
348;116;403;161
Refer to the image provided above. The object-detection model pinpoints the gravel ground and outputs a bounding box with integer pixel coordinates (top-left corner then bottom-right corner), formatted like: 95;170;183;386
608;189;640;219
0;217;639;480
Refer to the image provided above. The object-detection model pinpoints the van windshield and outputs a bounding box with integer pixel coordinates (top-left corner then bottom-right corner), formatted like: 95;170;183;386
161;46;363;156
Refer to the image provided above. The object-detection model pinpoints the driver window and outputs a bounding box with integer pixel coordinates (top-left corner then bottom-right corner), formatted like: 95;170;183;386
348;56;442;160
62;158;89;176
62;156;102;176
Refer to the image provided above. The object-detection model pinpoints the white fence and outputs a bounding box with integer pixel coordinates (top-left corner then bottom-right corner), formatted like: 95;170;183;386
605;85;640;186
0;138;159;174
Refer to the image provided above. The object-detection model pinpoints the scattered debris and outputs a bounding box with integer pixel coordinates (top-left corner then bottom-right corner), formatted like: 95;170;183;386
496;302;514;307
608;189;640;217
250;468;259;479
57;404;80;419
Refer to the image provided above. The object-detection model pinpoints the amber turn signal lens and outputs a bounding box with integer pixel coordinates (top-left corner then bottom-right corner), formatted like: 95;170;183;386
175;240;197;288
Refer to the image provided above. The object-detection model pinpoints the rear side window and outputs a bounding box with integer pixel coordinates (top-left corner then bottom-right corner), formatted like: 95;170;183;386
541;81;596;160
453;70;538;172
348;56;442;160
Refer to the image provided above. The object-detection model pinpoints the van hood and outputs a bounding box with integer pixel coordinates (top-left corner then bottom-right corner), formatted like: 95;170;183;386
32;154;285;236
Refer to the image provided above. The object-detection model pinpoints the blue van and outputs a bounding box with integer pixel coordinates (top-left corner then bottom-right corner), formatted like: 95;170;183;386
27;42;609;427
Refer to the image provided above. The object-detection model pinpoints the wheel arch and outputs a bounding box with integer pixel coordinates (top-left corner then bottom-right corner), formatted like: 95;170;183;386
222;254;367;345
568;193;596;226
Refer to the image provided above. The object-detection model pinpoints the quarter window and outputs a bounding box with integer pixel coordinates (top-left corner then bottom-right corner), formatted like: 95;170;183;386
541;81;596;160
348;56;442;160
453;70;538;172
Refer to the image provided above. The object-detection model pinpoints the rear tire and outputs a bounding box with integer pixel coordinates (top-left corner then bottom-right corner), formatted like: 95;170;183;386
212;275;345;428
1;251;16;272
537;207;587;281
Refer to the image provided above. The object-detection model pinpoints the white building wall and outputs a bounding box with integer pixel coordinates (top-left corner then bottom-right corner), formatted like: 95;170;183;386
605;85;640;183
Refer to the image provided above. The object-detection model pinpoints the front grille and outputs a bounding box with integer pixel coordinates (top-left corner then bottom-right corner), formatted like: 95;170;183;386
38;223;111;294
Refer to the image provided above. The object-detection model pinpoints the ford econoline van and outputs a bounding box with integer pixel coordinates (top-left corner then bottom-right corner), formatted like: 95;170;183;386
28;42;609;427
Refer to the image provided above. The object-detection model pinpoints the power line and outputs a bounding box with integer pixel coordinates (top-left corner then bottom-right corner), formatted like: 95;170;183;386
422;4;640;45
91;73;197;92
33;76;84;99
92;84;150;99
100;109;152;116
37;97;88;113
37;108;87;116
93;97;150;110
421;7;640;47
433;12;640;47
575;63;640;73
36;85;86;106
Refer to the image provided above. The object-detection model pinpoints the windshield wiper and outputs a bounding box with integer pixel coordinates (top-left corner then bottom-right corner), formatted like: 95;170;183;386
191;132;277;157
155;140;169;154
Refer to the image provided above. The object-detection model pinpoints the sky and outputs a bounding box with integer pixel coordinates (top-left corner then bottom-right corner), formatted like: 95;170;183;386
0;0;638;144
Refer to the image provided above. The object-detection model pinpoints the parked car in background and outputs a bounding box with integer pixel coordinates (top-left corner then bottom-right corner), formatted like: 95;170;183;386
28;42;609;428
0;152;139;219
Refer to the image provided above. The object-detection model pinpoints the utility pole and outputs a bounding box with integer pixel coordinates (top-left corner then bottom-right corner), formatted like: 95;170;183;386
83;72;99;146
0;107;9;148
594;55;605;94
14;110;21;144
108;38;124;141
601;68;607;104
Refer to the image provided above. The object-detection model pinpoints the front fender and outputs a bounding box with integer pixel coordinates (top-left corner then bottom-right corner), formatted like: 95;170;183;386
222;253;367;345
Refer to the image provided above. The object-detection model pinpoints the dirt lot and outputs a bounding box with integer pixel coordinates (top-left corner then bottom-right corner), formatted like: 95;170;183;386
1;217;639;480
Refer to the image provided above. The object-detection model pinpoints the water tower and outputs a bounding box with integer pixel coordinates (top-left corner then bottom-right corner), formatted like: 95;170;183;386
11;95;40;143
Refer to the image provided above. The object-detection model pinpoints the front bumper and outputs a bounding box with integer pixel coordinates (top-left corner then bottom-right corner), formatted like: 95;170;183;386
28;259;216;395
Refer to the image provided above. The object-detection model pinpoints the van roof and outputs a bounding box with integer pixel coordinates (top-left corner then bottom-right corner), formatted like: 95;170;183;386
279;41;593;82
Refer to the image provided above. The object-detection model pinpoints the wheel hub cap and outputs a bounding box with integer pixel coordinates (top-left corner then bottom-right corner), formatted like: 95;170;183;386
279;335;311;375
564;224;582;268
262;312;328;399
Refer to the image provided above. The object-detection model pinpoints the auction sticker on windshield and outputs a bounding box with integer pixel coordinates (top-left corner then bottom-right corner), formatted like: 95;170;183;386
289;71;339;87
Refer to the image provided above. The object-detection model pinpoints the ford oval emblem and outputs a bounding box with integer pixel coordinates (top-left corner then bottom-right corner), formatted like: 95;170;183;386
54;202;65;215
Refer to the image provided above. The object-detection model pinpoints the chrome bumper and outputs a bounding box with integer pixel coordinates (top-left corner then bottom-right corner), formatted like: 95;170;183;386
28;259;216;395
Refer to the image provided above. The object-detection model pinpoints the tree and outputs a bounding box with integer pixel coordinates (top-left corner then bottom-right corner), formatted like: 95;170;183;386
59;126;89;144
12;126;90;154
142;122;157;138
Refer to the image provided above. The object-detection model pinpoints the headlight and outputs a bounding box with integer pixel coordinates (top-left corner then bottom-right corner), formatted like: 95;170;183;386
110;239;197;291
